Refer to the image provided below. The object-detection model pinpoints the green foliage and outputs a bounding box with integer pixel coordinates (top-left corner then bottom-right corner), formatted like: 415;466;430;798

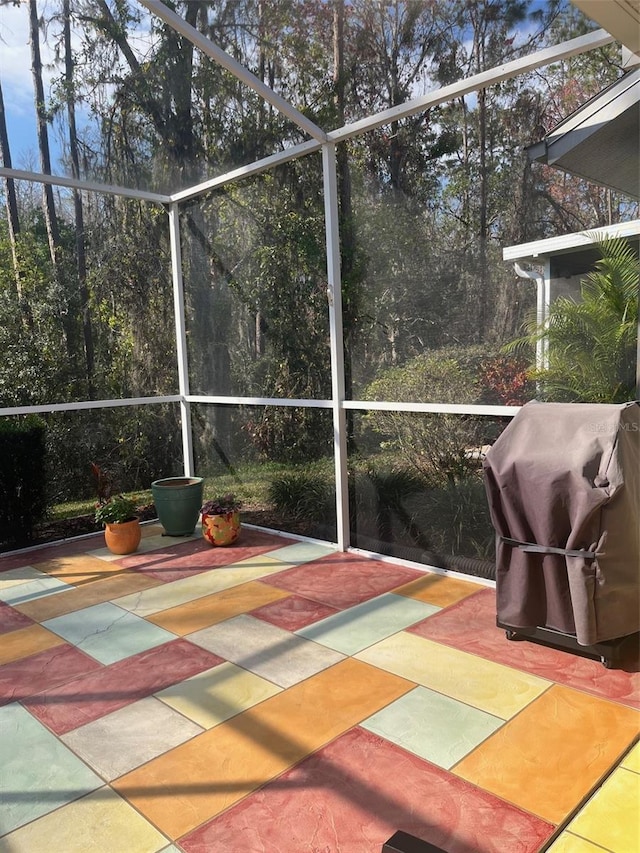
348;463;493;562
0;416;48;546
43;406;183;505
513;238;639;402
362;348;486;483
268;471;335;521
422;476;494;559
200;494;242;515
3;0;638;543
94;494;138;525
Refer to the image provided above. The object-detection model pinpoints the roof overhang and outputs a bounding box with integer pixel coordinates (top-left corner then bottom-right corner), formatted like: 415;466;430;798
527;67;640;199
571;0;640;55
503;218;640;274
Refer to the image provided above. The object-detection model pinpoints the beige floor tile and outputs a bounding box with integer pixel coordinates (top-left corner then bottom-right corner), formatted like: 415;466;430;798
113;555;295;617
0;787;168;852
356;631;550;718
147;581;289;635
113;657;414;839
156;661;282;728
61;696;203;780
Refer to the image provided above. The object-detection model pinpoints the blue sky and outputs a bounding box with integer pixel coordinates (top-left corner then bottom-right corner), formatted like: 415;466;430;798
0;0;579;174
0;3;68;171
1;1;55;167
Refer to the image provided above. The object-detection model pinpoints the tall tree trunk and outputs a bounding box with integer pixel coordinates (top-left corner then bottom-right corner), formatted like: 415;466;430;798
29;0;78;364
63;0;95;397
0;78;24;304
29;0;61;262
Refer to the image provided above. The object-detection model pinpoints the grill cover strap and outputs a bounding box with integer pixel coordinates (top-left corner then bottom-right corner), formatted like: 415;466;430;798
499;536;597;560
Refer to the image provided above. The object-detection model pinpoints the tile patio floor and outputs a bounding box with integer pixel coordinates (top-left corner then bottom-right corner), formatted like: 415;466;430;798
0;523;638;853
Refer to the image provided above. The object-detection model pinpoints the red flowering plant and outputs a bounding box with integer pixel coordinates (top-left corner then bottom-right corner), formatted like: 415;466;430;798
200;494;242;516
480;354;534;406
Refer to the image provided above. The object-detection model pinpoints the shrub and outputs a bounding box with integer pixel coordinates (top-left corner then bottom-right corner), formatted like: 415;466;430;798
479;353;534;405
268;471;334;521
362;349;485;484
0;416;48;546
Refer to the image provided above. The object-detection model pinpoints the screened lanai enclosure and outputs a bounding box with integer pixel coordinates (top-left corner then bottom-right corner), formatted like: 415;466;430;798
1;0;639;573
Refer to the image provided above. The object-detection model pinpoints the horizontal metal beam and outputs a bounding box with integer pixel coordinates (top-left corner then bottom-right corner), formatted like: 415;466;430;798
0;395;181;418
0;167;171;203
0;394;519;419
185;395;334;408
343;401;519;417
137;0;327;143
170;139;323;202
328;29;614;143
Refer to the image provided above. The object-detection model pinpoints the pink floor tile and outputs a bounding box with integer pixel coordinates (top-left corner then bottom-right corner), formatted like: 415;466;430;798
0;601;34;635
251;593;340;631
0;534;105;572
266;552;423;609
23;639;224;734
179;727;554;853
119;528;295;583
409;588;640;708
0;643;101;706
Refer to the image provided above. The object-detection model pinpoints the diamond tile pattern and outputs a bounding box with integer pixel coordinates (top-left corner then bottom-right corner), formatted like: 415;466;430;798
1;526;638;852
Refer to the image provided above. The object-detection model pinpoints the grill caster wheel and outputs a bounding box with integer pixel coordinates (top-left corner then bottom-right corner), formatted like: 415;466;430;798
505;630;518;641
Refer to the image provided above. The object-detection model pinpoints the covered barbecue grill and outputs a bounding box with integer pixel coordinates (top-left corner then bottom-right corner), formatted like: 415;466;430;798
483;400;640;667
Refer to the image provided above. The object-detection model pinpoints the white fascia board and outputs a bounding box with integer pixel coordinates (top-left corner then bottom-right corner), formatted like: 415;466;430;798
572;0;640;55
0;167;171;204
137;0;327;143
545;67;640;159
503;219;640;261
328;29;613;143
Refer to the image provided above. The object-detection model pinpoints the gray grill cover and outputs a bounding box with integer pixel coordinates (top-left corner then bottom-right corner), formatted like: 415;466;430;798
483;401;639;645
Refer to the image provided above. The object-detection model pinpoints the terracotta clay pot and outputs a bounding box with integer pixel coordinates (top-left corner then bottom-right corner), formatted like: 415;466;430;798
104;518;141;555
202;511;241;547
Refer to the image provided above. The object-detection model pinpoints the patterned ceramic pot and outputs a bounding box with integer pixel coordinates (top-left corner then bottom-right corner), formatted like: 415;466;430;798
202;511;241;547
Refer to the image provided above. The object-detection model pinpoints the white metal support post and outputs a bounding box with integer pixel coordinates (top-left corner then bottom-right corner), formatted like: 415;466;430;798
543;257;552;371
322;144;350;551
168;203;195;477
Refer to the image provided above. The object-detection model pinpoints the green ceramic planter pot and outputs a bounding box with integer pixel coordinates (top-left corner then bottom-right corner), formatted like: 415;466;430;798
151;476;204;536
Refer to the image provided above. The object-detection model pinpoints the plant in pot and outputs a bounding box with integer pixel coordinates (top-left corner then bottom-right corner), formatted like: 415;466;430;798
95;494;141;555
200;494;242;547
